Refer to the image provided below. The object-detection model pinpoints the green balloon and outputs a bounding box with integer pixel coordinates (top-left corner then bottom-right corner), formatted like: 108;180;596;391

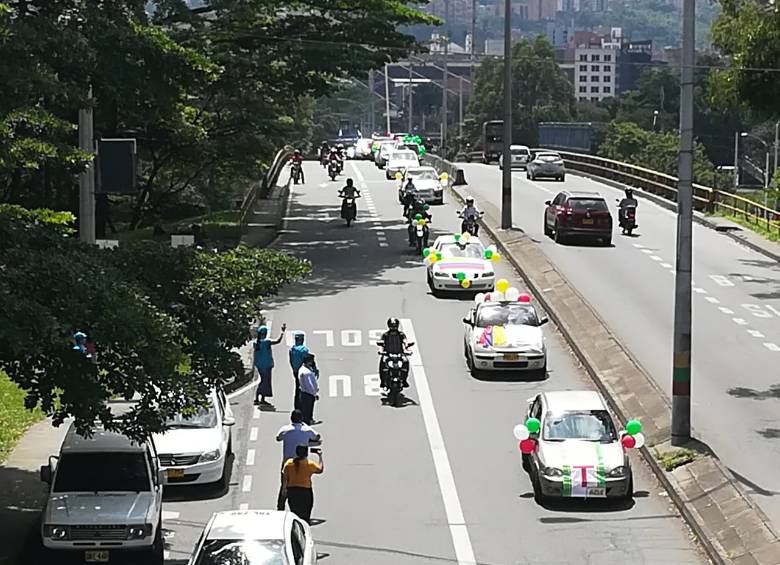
626;419;642;436
454;233;461;241
435;252;442;260
415;213;422;220
424;204;430;210
422;248;431;257
456;272;466;281
420;146;427;156
485;249;493;258
526;417;541;434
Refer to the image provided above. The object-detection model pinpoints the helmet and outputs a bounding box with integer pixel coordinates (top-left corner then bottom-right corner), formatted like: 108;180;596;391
625;188;634;197
74;331;87;340
330;147;337;153
466;197;474;205
337;143;344;149
387;317;400;330
294;149;301;154
346;178;354;186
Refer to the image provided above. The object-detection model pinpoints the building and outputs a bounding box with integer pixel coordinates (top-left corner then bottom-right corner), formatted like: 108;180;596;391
574;45;618;102
618;40;653;94
528;0;558;20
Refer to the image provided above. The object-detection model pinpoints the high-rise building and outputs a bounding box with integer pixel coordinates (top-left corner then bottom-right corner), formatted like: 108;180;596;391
574;45;619;102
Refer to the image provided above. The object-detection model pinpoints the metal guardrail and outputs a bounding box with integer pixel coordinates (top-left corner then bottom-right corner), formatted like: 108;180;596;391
535;148;780;236
239;145;294;234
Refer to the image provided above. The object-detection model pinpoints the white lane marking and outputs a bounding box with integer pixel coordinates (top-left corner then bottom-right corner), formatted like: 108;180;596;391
641;249;653;254
704;296;720;304
710;275;734;287
253;406;261;419
249;427;259;441
379;243;389;247
284;240;355;246
246;449;256;466
649;255;663;261
732;318;748;325
400;318;476;565
162;510;180;521
748;329;766;338
239;503;249;511
718;307;735;315
633;243;644;248
692;287;707;294
242;475;253;492
350;162;366;183
660;262;672;268
764;343;780;352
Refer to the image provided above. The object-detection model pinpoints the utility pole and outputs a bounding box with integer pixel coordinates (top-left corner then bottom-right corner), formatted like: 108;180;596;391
671;0;695;446
384;63;391;134
408;63;413;133
78;86;95;244
733;131;740;190
471;0;477;64
459;75;464;140
442;0;450;155
368;70;375;133
501;0;512;229
774;121;779;184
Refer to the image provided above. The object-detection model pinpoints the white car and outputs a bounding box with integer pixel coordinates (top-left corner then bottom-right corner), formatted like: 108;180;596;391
499;144;531;170
355;138;373;159
385;149;420;179
524;390;633;502
375;140;397;168
463;299;548;375
188;510;317;565
400;166;444;205
427;236;495;295
152;388;234;487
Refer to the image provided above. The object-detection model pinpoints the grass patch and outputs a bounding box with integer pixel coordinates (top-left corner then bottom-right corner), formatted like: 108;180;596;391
114;210;241;247
0;371;43;464
654;448;698;472
713;211;780;242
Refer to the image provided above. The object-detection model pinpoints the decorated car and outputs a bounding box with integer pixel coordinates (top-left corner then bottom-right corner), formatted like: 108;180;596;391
424;234;498;295
514;390;636;503
462;282;548;375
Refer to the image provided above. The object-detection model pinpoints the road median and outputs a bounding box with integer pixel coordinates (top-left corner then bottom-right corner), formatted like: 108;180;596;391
445;173;780;565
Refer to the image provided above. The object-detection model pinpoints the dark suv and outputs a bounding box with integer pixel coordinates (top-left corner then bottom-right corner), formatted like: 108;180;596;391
544;191;613;245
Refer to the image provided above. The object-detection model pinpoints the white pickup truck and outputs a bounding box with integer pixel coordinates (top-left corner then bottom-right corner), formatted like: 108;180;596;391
39;423;166;564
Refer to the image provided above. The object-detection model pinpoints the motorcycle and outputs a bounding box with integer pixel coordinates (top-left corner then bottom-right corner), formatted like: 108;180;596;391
379;345;414;407
616;200;637;235
408;216;430;253
328;160;339;181
458;211;483;236
340;193;359;227
291;162;303;185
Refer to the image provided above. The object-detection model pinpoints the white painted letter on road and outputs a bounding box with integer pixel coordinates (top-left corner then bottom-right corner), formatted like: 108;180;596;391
341;330;362;347
709;275;734;287
368;329;383;346
313;330;334;347
329;374;351;397
364;374;381;396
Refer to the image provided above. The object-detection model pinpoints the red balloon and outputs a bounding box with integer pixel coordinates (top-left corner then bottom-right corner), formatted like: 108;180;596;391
518;294;532;303
519;439;536;454
484;293;491;301
621;435;636;449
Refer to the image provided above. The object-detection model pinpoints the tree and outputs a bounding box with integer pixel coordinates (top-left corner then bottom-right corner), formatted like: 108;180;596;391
0;204;310;440
465;36;574;147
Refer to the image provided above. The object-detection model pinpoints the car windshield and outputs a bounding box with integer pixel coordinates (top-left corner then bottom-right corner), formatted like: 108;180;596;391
569;198;608;212
511;148;529;155
195;539;288;565
408;169;438;180
165;403;218;429
543;410;618;442
393;152;416;161
54;452;150;492
537;154;560;161
439;242;485;259
476;304;538;327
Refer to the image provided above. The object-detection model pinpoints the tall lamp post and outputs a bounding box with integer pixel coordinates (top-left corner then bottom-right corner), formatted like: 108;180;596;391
501;0;512;229
740;132;771;210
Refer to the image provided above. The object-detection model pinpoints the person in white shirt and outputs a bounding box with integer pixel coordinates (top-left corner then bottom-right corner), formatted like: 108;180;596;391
275;409;321;510
297;354;319;425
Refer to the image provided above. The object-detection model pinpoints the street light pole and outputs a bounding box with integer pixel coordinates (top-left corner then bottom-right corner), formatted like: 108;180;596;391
408;63;413;133
733;131;740;190
774;121;779;184
671;0;695;446
459;75;464;140
78;85;95;244
368;70;375;133
501;0;512;229
442;0;450;155
384;63;391;134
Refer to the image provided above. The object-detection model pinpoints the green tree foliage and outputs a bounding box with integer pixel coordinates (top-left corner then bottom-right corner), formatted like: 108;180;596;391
0;204;310;439
465;36;574;146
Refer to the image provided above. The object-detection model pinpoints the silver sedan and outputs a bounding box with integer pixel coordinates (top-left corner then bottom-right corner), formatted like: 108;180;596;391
526;152;566;181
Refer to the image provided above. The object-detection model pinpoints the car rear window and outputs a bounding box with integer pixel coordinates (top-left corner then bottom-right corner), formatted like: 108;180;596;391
195;539;288;565
568;198;608;211
511;148;529;155
476;304;538;327
537;154;561;162
543;410;617;442
394;152;416;160
54;452;150;492
439;242;485;259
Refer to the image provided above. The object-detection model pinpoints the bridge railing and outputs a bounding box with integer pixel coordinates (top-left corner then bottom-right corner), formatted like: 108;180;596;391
239;145;294;234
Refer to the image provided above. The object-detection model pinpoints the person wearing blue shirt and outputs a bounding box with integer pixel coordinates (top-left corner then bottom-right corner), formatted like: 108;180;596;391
254;323;286;407
288;332;309;410
72;331;87;354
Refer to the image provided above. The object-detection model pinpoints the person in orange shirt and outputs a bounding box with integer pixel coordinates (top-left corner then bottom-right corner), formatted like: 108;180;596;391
282;445;324;524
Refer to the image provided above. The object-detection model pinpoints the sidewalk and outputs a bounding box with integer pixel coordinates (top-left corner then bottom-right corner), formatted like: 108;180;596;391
448;180;780;565
241;177;291;248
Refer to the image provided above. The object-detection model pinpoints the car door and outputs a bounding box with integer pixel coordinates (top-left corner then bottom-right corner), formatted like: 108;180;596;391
546;193;563;227
293;519;316;564
290;520;306;565
464;307;476;351
527;395;544;469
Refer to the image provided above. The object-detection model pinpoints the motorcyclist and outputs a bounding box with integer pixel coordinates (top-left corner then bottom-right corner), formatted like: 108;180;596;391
458;197;482;236
338;178;361;218
407;196;432;246
377;318;411;389
290;149;305;183
319;141;330;165
618;188;638;225
401;180;416;216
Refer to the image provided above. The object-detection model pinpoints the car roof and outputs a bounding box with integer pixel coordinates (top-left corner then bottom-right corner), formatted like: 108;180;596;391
206;510;291;541
542;390;606;412
536;151;560;156
391;150;416;156
61;423;148;454
510;145;529;150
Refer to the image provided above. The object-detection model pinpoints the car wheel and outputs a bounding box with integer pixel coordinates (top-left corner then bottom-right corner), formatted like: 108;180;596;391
621;472;634;501
554;225;567;244
532;468;548;504
603;235;612;246
561;174;566;182
543;218;552;237
149;516;165;565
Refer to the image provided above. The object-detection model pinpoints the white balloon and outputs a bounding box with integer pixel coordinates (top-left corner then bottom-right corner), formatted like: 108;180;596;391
492;291;505;302
513;424;530;440
505;287;521;301
474;292;486;304
632;432;646;449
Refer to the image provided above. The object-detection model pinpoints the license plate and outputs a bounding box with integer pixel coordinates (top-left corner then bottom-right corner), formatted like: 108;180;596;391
582;219;594;225
586;487;606;498
503;353;522;361
85;551;109;562
167;468;185;479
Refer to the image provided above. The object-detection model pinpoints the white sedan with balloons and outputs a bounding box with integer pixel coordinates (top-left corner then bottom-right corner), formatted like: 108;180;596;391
513;390;638;503
462;280;548;376
423;233;500;295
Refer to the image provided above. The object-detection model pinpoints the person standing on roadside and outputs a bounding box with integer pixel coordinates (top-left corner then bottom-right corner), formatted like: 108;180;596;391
282;445;324;524
297;354;319;425
254;323;287;407
275;409;321;511
288;332;309;410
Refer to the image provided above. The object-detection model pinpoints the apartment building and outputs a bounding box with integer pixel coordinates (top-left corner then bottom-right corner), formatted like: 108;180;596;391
574;45;618;102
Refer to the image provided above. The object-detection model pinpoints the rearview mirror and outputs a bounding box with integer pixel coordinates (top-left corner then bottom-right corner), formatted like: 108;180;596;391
407;341;415;347
157;469;167;486
539;316;549;326
544;200;551;206
40;464;52;484
223;416;236;427
463;317;472;325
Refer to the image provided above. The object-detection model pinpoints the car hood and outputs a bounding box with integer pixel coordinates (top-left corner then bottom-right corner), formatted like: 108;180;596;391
472;324;543;350
433;257;489;272
153;426;223;456
538;439;625;473
411;180;441;191
44;492;155;525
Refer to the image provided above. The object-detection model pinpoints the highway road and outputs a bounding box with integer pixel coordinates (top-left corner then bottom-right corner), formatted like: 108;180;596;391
149;160;707;564
456;161;780;528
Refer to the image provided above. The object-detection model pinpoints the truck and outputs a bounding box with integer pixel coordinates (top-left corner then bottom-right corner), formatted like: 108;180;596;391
481;120;504;164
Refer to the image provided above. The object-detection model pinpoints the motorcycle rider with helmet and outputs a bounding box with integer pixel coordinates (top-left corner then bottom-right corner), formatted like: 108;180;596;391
377;318;411;390
618;188;638;230
319;141;330;166
458;197;482;236
290;149;305;183
406;195;432;246
338;178;361;220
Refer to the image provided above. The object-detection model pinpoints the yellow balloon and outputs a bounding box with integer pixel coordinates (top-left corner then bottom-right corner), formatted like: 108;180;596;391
418;218;426;225
395;172;403;180
491;253;501;262
461;279;472;289
496;278;509;293
429;255;438;263
440;172;449;180
461;232;471;241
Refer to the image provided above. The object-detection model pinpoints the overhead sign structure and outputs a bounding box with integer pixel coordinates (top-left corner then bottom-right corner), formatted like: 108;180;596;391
96;139;137;194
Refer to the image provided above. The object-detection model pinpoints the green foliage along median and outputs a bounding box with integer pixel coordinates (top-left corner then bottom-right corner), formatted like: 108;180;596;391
0;370;42;463
0;204;310;441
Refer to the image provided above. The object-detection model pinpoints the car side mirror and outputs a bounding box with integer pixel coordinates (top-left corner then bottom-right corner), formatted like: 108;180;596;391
407;341;415;347
544;200;551;206
157;469;167;486
40;464;52;484
463;317;473;325
539;316;549;326
223;416;236;427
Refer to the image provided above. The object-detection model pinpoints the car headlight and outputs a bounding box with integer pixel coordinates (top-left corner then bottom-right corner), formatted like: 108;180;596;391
127;524;152;539
542;467;563;477
199;449;222;463
45;525;69;540
607;466;626;478
434;271;449;278
482;271;494;278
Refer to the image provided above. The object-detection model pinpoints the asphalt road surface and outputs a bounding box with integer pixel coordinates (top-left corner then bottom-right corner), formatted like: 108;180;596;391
457;161;780;529
152;160;707;565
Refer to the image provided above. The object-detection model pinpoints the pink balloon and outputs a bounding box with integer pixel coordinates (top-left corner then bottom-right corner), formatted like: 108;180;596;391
484;293;491;301
518;294;532;303
621;435;636;449
519;439;536;454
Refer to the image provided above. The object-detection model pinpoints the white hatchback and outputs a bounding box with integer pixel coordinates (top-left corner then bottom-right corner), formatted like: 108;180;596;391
188;510;317;565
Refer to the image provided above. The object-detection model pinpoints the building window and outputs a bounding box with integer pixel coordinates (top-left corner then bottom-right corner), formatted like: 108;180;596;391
579;65;587;72
603;65;611;72
591;97;600;102
592;75;599;82
603;86;611;93
604;54;612;62
591;54;600;61
580;97;588;102
591;86;599;93
579;86;587;93
579;54;587;61
603;75;612;83
591;65;600;72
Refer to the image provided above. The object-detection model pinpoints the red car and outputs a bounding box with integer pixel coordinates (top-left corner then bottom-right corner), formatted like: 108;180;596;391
544;191;613;246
